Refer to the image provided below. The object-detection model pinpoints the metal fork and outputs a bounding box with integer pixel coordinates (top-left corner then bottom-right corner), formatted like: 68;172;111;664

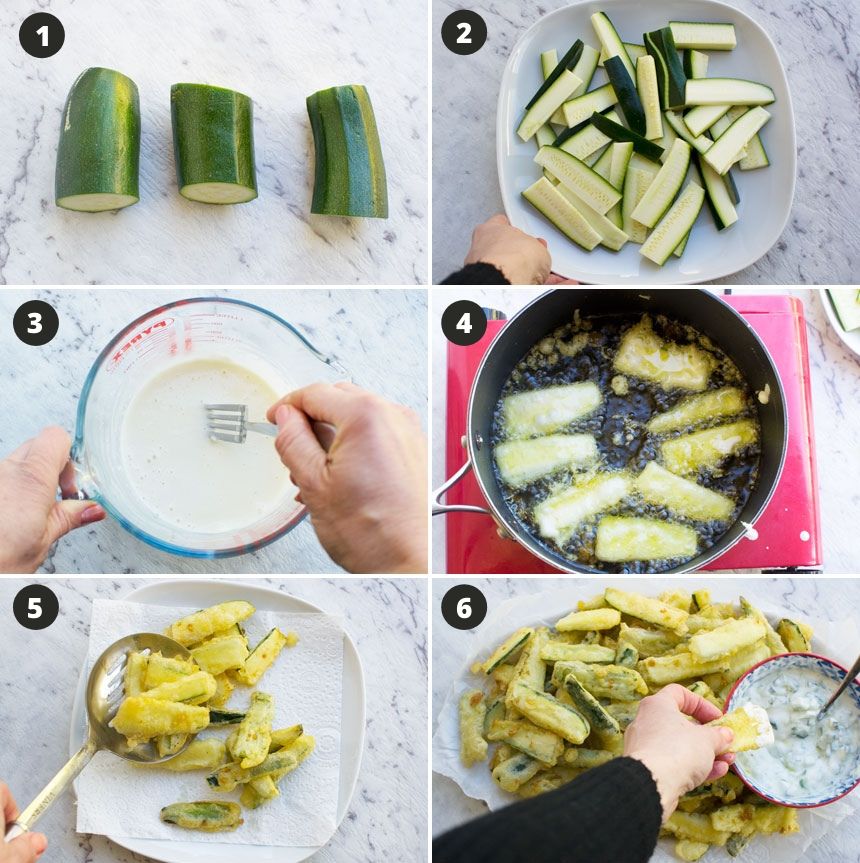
205;403;337;450
205;403;277;443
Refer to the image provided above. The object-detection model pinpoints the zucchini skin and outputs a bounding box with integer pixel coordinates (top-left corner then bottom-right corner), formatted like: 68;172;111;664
307;85;388;218
55;67;140;210
170;84;258;202
603;56;645;136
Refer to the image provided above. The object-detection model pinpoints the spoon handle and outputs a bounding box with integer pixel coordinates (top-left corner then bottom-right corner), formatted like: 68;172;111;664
4;738;98;841
819;653;860;717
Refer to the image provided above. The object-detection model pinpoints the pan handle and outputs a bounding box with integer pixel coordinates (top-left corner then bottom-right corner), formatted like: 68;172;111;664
432;458;492;517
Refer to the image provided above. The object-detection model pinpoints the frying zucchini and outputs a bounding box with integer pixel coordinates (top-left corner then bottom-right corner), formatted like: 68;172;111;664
494;434;598;487
660;420;759;475
597;513;699;561
167;601;255;647
160;801;243;832
236;627;289;685
647;387;746;433
635;461;735;522
161;738;227;772
507;683;590;744
501;381;602;439
230;692;274;768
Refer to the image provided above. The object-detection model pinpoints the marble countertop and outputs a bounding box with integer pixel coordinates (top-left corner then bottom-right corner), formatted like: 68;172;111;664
0;576;427;863
431;575;860;861
431;0;860;283
0;0;427;285
431;287;860;573
0;288;427;574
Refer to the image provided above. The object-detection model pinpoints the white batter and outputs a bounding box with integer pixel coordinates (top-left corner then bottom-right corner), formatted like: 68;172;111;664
121;357;295;534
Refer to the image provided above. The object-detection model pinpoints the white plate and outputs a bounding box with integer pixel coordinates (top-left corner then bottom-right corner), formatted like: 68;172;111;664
820;288;860;360
68;580;366;863
497;0;796;283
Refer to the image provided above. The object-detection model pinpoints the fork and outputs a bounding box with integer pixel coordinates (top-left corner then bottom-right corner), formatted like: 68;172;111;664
205;403;337;450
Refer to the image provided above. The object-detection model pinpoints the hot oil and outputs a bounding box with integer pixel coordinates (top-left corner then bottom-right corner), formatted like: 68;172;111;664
491;313;762;574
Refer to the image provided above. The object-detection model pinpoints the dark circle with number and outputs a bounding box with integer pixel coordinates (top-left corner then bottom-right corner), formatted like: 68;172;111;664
442;300;487;346
13;585;60;630
13;300;59;346
19;13;65;58
442;584;488;630
441;10;487;55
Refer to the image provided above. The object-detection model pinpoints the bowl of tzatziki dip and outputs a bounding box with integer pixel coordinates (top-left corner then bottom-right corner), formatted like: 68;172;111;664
726;653;860;807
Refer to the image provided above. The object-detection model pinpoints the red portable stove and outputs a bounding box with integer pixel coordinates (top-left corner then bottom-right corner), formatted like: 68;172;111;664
442;294;822;574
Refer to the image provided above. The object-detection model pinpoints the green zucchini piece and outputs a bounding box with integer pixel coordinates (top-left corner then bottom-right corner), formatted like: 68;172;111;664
525;41;583;110
644;28;687;110
56;67;140;212
170;83;257;204
604;56;645;136
621;166;656;244
605;141;633;228
673;228;692;258
208;709;246;726
704;107;771;174
554;109;621;160
495;433;598;487
535;146;621;214
661;419;759;475
683;49;710;79
561;83;617;129
161;801;243;832
640;180;705;266
776;618;811;652
591;144;614;181
685;78;775;107
589;113;664;164
663;110;713;154
556;183;630;251
694;152;739;229
591;12;636;82
596;516;698;562
630;138;691;228
522;178;599;251
307;84;388;218
739;133;769;170
635;461;735;521
562;674;621;734
670;22;736;51
517;69;583;141
636;55;663;140
598;43;647;68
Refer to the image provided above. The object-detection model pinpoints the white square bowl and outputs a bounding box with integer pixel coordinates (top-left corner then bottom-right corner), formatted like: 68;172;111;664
496;0;796;284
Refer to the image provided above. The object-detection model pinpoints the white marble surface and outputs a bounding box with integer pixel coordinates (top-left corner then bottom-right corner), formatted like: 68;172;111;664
0;288;427;574
431;575;860;863
431;0;860;284
0;576;428;863
0;0;427;285
431;287;860;573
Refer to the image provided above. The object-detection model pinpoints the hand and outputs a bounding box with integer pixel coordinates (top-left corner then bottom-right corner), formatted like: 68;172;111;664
624;684;735;821
464;214;552;284
0;427;106;574
1;783;47;862
267;383;427;574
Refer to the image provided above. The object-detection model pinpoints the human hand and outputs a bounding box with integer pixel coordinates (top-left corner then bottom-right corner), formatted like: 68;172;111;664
464;214;552;285
1;783;47;862
0;427;106;574
267;383;427;574
624;684;735;821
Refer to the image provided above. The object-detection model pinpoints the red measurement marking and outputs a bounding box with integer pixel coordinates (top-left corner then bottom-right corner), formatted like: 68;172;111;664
111;318;174;363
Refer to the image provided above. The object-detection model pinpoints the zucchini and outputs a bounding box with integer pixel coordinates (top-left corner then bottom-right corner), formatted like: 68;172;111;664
640;180;705;266
690;618;767;662
621;166;656;244
492;752;542;792
561;83;617;129
683;49;709;79
606;141;633;227
502;380;602;438
270;724;304;750
555;109;622;160
534;473;633;543
598;43;647;68
161;801;243;832
587;112;664;162
507;627;550;695
522;177;601;251
556;659;648;700
541;643;617;665
630;138;691;228
673;229;692;259
494;433;598;487
647;387;746;433
595;516;698;562
55;67;140;212
685;78;775;106
776;618;811;652
555;607;621;631
124;651;147;696
110;697;209;744
540;49;559;80
161;738;227;772
565;747;615;768
230;692;274;769
208;735;314;791
459;690;488;766
307;84;388;217
480;627;533;674
663;110;712;154
644;28;687;110
535;124;557;148
208;708;246;726
236;627;289;685
704;107;771;174
517;69;583;141
635;461;735;521
604;56;645;136
562;674;621;734
141;670;217;705
694;152;739;229
485;720;565;766
549;44;600;124
483;696;506;737
660;419;759;475
684;104;730;137
669;22;737;51
636;55;663;140
155;733;188;759
143;654;195;690
167;600;255;647
525;41;584;110
739;133;769;170
170;84;257;204
191;633;248;675
591;144;614;180
507;683;591;744
591;12;636;82
557;182;630;250
615;643;639;668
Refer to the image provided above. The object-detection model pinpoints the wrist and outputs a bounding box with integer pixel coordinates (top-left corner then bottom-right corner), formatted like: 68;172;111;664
626;750;681;822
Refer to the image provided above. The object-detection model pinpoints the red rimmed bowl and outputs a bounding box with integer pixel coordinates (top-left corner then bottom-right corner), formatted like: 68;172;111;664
725;652;860;808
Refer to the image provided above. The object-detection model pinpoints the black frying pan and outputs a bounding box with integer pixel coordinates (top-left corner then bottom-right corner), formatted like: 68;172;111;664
435;288;787;573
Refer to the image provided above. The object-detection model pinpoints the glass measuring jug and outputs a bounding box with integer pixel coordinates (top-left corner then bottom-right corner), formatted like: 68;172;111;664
72;297;347;557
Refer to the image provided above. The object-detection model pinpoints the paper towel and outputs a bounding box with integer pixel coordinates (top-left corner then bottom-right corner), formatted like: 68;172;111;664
433;579;858;862
75;598;343;847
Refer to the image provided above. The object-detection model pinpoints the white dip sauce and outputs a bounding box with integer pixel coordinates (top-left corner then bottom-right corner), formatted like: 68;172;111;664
121;357;295;534
738;665;860;801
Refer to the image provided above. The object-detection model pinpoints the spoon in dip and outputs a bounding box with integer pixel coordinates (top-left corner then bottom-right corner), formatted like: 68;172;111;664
818;651;860;719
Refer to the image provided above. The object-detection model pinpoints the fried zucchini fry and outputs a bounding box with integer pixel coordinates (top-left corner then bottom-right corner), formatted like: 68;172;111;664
507;683;590;744
605;588;689;633
208;734;315;792
776;618;811;652
636;461;735;522
161;738;227;771
124;652;148;696
689;617;767;661
110;697;209;745
208;672;235;708
647;387;746;434
660;420;758;475
236;628;290;685
708;705;774;752
160;801;243;832
501;381;602;439
505;628;549;709
491;752;542;793
231;691;274;768
596;517;698;563
191;633;249;676
143;654;197;689
486;720;564;766
140;671;217;705
561;675;620;734
495;433;599;487
555;608;621;631
563;747;615;768
155;733;187;758
674;839;710;862
270;724;304;750
540;642;616;664
618;623;682;657
459;690;488;767
167;601;255;647
710;803;756;833
665;811;730;845
556;660;648;700
479;627;533;675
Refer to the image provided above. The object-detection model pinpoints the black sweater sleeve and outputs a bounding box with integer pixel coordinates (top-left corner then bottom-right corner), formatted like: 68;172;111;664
440;262;510;285
433;757;663;863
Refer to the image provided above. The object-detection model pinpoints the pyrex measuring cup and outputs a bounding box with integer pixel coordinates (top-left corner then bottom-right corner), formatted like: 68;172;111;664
72;297;347;557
